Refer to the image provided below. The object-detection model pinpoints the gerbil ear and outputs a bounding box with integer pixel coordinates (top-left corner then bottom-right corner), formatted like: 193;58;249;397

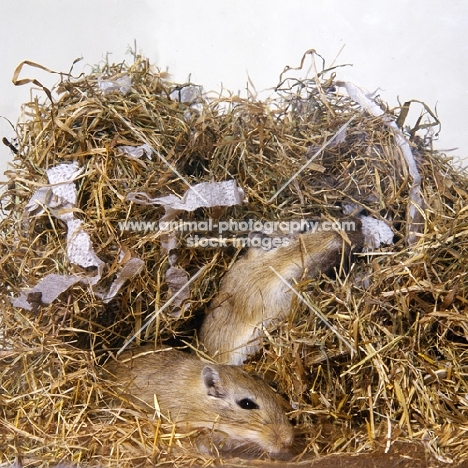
201;365;227;399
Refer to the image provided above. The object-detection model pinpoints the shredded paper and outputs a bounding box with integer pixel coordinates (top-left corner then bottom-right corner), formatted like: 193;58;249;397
13;162;142;310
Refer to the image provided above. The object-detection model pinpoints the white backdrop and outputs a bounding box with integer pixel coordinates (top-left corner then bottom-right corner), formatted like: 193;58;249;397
1;0;467;181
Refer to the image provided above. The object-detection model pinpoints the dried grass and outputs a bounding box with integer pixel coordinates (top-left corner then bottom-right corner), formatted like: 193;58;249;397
1;51;468;467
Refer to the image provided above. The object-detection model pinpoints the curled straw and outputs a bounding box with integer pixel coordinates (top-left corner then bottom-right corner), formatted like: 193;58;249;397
12;58;83;102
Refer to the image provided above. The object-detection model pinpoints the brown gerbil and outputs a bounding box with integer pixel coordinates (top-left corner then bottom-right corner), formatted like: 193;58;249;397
105;347;294;459
200;220;364;364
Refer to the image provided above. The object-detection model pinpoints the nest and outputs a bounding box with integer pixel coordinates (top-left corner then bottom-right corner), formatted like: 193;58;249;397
1;51;468;467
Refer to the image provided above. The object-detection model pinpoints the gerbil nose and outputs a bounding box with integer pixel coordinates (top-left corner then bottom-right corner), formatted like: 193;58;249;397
282;433;294;449
271;423;294;451
271;436;294;460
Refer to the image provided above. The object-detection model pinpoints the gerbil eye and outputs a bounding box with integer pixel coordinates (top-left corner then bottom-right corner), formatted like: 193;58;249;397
237;398;259;410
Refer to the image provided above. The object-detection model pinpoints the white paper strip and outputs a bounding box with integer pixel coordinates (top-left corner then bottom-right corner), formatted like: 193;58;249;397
359;215;394;249
127;179;245;220
98;75;132;95
337;81;423;244
116;143;152;160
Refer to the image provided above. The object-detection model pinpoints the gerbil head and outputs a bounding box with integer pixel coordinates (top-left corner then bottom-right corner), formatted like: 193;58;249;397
198;363;294;459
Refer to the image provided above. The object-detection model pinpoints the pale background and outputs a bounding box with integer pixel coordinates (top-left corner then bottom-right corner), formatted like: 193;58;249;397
1;0;467;182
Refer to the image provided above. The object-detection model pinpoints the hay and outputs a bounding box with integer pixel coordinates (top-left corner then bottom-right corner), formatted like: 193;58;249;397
1;50;468;467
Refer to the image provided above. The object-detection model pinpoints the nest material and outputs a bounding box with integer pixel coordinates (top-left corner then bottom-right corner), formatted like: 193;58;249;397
1;52;468;467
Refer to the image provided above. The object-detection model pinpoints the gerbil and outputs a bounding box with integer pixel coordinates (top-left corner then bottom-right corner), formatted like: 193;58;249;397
105;347;294;459
200;221;364;365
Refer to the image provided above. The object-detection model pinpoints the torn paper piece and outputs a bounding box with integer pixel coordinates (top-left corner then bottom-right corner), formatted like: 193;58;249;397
25;187;55;217
16;161;106;306
98;74;132;95
127;179;245;220
165;265;190;317
336;81;423;245
25;162;83;218
116;143;152;160
342;202;364;216
97;257;144;303
160;234;189;317
329;120;349;146
360;215;394;249
23;162;105;275
12;256;145;310
160;233;179;254
170;85;204;118
336;82;387;119
170;85;203;104
11;274;84;311
46;162;83;204
66;218;105;280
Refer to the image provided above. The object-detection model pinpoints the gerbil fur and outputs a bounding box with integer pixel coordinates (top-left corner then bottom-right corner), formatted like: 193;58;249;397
105;347;294;459
200;221;363;364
